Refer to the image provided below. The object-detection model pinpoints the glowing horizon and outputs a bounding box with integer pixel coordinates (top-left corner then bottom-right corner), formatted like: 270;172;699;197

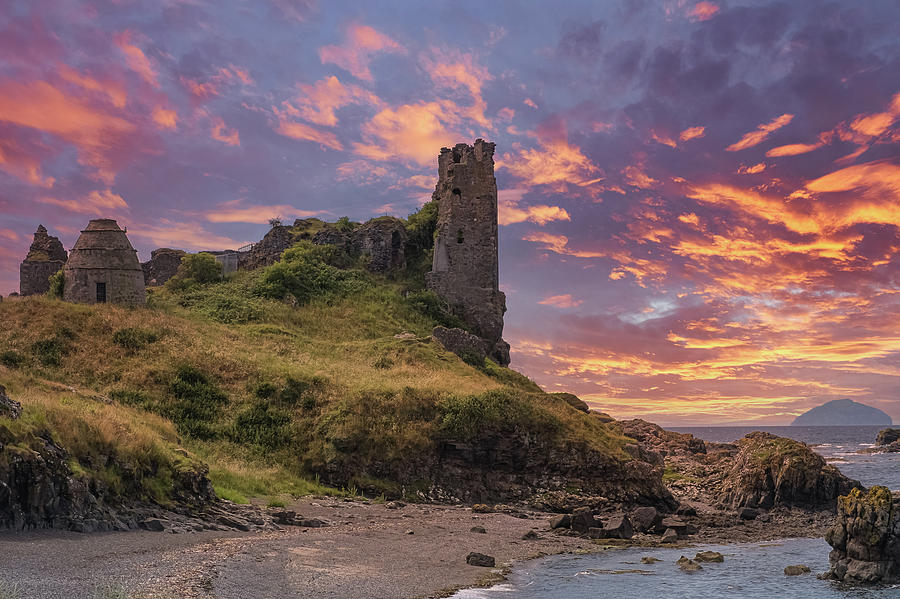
1;0;898;425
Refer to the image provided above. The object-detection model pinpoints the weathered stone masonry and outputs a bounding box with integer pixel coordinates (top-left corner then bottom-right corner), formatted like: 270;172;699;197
426;140;509;365
63;219;146;305
19;225;67;296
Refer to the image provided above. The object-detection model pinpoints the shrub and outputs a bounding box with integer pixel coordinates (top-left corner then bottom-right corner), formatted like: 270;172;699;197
254;242;364;304
47;269;65;299
112;327;159;350
405;290;466;329
167;366;228;440
335;216;358;233
167;253;222;291
229;402;291;450
439;390;546;441
31;337;68;366
0;350;25;369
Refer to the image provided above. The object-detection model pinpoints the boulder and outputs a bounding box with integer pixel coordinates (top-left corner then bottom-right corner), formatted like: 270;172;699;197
470;526;486;534
570;508;598;534
552;392;590;413
676;504;697;517
466;552;496;567
0;386;22;420
603;515;634;540
660;516;688;536
630;506;661;533
824;486;900;583
641;556;661;564
432;326;490;363
876;429;900;446
739;507;761;521
138;518;166;532
522;530;539;540
784;565;810;576
549;514;571;530
694;551;724;563
677;556;703;572
719;432;861;510
587;527;606;539
661;528;679;543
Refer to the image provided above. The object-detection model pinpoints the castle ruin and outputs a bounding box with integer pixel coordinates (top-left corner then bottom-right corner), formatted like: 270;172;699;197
426;140;509;365
63;219;146;305
19;225;67;296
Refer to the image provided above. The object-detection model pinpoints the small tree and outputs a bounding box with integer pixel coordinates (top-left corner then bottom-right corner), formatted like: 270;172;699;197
47;269;65;298
167;253;223;290
269;217;283;228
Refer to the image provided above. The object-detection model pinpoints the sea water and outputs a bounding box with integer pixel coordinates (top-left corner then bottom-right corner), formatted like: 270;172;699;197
451;426;900;599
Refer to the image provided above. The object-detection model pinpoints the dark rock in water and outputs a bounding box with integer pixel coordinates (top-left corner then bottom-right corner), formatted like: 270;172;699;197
791;399;891;426
549;514;571;530
0;385;22;420
630;506;661;533
570;508;598;534
719;432;861;510
641;556;661;564
470;526;486;534
603;515;634;540
877;429;900;446
784;565;811;575
824;486;900;583
677;556;703;572
695;551;724;563
466;552;496;567
739;507;761;521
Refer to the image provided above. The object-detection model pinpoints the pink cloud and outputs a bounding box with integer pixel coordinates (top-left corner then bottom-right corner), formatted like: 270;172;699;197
539;293;584;308
726;113;794;152
210;117;240;146
688;2;720;21
37;189;129;215
115;31;159;88
319;24;405;82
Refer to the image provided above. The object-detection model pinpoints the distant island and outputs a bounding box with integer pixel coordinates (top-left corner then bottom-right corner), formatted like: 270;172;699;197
791;398;892;426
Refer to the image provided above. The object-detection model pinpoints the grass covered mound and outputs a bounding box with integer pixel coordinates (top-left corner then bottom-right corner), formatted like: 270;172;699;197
0;215;669;509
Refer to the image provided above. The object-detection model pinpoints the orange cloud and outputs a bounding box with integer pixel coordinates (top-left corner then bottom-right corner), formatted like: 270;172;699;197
524;98;538;109
423;50;493;127
210;117;240;146
688;1;720;21
183;65;255;100
726;113;794;151
276;118;342;150
115;31;159;88
152;107;177;130
737;162;766;174
288;76;380;127
850;112;894;137
623;165;658;189
352;102;458;166
498;107;515;121
58;65;127;108
37;189;129;214
205;200;323;224
0;80;135;183
0;137;55;187
319;24;404;81
499;196;571;226
539;293;583;308
522;232;604;258
766;142;823;157
500;122;602;191
679;126;705;141
651;130;677;148
128;219;246;250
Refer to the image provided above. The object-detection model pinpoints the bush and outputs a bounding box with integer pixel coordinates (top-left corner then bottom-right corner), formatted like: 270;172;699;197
0;350;25;369
31;337;68;366
167;365;228;440
439;390;546;441
47;269;65;299
229;402;292;450
254;242;364;304
167;253;222;291
405;290;466;329
112;327;159;350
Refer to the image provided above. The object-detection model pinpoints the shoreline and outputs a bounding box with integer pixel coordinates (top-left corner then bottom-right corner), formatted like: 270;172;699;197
0;497;834;599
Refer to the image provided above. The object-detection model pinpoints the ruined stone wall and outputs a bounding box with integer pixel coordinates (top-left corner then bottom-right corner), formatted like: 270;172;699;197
19;225;67;296
141;248;186;286
351;217;407;273
426;140;508;364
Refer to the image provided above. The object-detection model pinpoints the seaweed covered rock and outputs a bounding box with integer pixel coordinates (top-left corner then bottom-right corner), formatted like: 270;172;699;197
824;486;900;583
863;429;900;454
719;432;861;509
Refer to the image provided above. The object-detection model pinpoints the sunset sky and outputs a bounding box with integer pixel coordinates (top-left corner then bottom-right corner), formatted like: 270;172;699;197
1;0;899;425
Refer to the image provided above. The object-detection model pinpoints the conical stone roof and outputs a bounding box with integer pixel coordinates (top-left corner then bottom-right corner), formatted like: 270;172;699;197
65;219;143;271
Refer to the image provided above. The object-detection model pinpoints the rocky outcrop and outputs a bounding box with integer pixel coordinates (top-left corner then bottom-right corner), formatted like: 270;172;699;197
19;225;67;296
241;225;294;270
350;217;406;272
141;248;186;286
432;326;490;363
824;486;900;583
861;428;900;454
719;432;861;510
0;385;21;420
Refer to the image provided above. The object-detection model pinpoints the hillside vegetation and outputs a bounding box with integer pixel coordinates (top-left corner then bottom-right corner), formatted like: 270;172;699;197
0;211;650;509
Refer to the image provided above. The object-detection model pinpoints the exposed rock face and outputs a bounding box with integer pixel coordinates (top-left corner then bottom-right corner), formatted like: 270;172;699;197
863;428;900;454
791;399;892;426
141;248;186;286
426;140;509;365
552;393;590;413
432;326;490;362
824;486;900;583
19;225;67;296
241;225;294;270
0;385;22;420
350;216;407;272
63;219;145;305
719;432;861;510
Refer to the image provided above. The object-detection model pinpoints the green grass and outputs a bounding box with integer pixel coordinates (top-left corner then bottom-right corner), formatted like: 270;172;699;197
0;580;21;599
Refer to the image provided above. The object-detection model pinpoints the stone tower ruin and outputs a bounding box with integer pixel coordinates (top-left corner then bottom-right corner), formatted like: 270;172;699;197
426;139;509;365
19;225;67;296
63;219;146;305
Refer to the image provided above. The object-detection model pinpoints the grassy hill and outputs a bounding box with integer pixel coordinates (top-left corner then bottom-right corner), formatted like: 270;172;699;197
0;217;667;515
